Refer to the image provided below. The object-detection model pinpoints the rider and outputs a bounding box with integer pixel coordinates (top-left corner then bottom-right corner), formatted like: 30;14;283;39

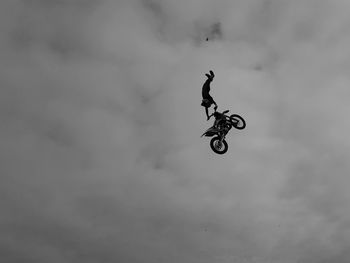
201;70;218;120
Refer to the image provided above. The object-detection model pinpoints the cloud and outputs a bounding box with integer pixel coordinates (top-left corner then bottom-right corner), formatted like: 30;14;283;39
1;0;350;262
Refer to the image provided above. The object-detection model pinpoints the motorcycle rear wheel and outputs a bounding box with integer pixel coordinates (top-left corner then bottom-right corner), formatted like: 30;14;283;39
210;137;228;154
230;114;246;130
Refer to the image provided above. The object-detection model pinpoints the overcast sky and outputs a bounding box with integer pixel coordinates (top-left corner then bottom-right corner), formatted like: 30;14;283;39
1;0;350;262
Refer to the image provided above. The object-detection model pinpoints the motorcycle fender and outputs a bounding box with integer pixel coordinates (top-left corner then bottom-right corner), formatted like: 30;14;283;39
201;127;217;137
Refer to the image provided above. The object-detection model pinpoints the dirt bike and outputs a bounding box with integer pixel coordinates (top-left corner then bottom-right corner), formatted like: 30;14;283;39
201;109;246;154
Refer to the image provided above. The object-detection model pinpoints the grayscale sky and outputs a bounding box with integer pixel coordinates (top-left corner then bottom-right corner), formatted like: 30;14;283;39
1;0;350;262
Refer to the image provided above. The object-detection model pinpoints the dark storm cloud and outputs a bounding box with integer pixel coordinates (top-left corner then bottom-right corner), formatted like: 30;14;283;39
1;0;350;263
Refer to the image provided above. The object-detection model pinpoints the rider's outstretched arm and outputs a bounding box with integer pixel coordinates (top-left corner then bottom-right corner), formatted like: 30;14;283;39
213;101;218;110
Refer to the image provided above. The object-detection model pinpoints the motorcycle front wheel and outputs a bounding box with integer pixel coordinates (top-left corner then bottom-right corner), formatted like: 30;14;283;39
210;137;228;154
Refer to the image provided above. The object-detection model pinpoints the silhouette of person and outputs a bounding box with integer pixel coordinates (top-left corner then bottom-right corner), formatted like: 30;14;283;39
201;70;218;120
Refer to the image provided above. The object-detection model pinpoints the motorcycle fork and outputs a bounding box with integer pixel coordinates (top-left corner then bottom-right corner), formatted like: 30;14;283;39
219;132;226;143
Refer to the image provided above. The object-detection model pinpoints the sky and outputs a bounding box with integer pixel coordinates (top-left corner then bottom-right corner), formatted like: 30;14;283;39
1;0;350;262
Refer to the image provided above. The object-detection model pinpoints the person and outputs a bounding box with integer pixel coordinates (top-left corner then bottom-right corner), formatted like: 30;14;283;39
201;70;218;120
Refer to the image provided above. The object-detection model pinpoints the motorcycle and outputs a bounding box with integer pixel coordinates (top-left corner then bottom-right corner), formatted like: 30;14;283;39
201;109;246;154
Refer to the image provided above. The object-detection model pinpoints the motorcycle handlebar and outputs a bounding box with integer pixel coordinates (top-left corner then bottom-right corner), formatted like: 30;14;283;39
210;110;232;121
